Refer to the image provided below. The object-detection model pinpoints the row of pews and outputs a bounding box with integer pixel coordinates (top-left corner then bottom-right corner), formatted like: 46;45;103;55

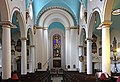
63;71;117;82
2;71;51;82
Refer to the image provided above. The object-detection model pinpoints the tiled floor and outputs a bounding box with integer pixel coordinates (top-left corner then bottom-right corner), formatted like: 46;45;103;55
51;76;63;82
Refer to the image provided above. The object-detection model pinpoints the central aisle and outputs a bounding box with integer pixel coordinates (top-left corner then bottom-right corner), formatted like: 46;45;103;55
51;76;63;82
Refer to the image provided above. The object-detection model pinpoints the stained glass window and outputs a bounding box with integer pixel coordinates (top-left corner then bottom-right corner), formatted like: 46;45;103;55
53;34;61;58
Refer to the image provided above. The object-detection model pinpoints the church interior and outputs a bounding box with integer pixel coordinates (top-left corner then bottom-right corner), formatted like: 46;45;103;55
0;0;120;82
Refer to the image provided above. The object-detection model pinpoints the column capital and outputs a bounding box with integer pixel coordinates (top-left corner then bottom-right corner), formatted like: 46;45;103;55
78;45;83;48
99;20;112;28
65;27;70;30
30;45;35;47
0;21;14;28
85;38;93;41
35;26;48;30
36;26;43;29
70;26;78;29
20;37;27;40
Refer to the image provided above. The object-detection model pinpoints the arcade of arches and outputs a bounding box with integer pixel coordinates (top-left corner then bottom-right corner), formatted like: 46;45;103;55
0;0;120;81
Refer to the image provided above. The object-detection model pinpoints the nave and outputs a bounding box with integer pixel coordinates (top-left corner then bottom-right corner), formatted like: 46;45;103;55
1;0;120;82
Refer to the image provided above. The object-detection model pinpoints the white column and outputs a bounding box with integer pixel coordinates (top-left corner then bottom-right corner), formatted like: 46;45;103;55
78;45;84;73
21;37;27;75
70;28;78;70
2;25;11;79
65;28;71;69
29;45;35;73
86;38;92;74
36;28;43;69
101;21;112;76
42;29;48;70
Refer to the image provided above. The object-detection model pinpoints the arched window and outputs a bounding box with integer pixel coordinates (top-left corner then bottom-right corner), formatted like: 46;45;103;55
53;34;61;58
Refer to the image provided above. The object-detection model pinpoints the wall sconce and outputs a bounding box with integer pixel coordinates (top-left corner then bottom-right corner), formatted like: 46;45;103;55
26;11;29;24
33;25;36;34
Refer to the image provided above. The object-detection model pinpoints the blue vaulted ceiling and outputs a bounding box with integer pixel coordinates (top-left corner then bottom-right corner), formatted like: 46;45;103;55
48;22;65;31
32;0;80;25
26;0;30;9
82;0;87;10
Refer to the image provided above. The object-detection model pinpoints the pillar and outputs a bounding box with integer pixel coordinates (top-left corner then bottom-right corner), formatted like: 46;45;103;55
36;27;43;69
86;38;92;74
2;23;11;79
29;45;35;73
65;28;71;69
101;21;112;76
21;37;27;75
42;28;48;70
70;27;78;70
78;45;84;73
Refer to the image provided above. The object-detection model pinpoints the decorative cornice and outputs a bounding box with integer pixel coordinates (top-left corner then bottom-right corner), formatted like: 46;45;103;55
65;27;70;30
70;26;78;29
36;26;43;29
35;26;48;30
65;26;78;29
0;21;14;27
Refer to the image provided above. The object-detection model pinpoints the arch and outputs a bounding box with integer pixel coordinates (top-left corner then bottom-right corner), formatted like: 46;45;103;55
37;8;74;28
102;0;115;21
43;13;70;27
10;7;20;21
0;0;10;21
79;28;86;46
11;9;26;38
87;10;102;38
49;28;65;69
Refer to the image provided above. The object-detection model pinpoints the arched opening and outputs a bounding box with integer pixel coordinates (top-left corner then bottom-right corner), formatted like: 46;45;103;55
35;8;77;72
79;28;86;73
27;28;34;73
48;22;65;71
87;11;102;74
11;11;26;74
